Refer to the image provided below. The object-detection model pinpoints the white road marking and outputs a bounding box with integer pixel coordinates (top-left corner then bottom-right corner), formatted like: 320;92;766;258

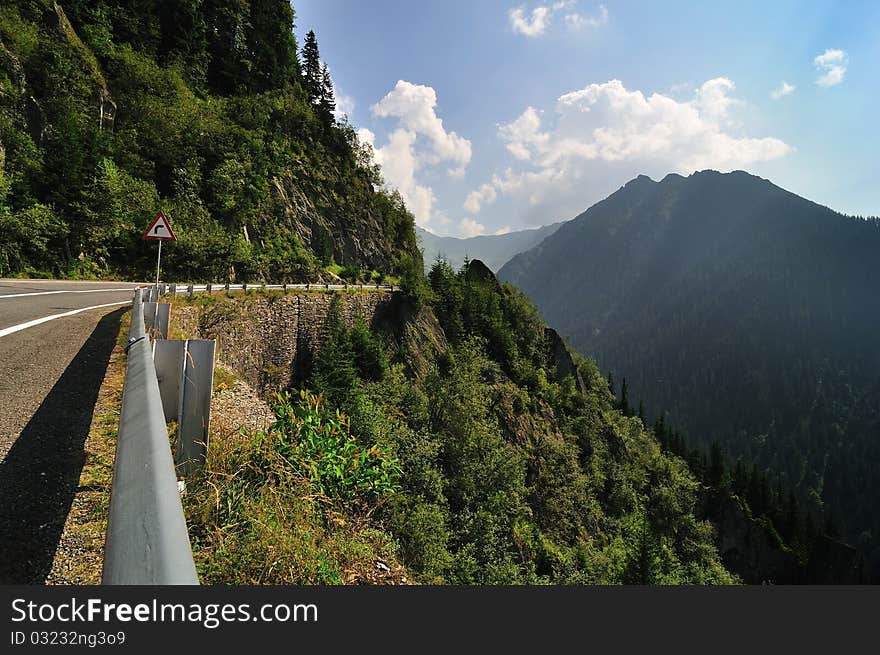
0;301;131;338
0;288;135;299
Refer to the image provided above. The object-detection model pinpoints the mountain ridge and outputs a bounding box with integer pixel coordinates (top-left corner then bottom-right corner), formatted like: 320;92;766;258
499;169;880;579
416;222;562;272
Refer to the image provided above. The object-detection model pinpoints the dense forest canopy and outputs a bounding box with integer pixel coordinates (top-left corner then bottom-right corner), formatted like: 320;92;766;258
0;0;421;282
500;170;880;580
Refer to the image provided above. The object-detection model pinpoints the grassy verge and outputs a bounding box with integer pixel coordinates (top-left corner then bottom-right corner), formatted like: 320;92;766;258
182;390;408;585
46;310;130;584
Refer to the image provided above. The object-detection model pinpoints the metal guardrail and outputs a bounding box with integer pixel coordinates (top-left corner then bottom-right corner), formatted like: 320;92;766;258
167;282;398;294
102;288;199;585
101;279;392;583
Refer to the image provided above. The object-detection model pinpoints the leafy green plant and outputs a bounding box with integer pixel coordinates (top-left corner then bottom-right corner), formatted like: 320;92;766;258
271;389;401;504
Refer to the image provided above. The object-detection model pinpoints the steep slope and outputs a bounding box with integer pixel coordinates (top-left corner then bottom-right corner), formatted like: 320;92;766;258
417;222;562;272
0;1;420;281
175;267;738;584
499;170;880;578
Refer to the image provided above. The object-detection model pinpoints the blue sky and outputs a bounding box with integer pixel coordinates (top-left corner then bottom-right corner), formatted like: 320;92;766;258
294;0;879;237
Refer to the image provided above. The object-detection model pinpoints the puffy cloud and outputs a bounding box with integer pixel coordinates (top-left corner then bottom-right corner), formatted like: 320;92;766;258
814;49;848;87
372;81;471;167
464;179;499;214
497;107;549;160
509;6;553;36
483;77;791;224
458;218;487;238
334;93;355;119
356;128;375;147
509;1;587;37
770;81;795;100
368;81;472;227
501;78;789;170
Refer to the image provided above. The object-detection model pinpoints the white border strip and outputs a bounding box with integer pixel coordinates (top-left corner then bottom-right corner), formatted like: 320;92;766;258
0;288;135;300
0;300;131;338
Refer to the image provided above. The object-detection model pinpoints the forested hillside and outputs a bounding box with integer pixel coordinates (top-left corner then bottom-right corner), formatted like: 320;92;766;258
500;170;880;580
183;261;737;584
0;0;420;282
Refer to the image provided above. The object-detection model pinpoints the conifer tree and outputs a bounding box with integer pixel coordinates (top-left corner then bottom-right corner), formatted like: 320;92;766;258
301;30;322;102
708;442;725;487
319;63;336;121
620;377;630;415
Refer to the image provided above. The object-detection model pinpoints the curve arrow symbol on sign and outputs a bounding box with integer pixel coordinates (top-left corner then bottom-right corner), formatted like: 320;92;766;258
143;211;177;241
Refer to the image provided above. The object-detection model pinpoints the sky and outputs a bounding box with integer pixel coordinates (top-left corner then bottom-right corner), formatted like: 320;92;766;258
294;0;880;237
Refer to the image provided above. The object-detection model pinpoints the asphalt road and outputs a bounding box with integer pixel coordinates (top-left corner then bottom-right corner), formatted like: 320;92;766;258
0;279;140;583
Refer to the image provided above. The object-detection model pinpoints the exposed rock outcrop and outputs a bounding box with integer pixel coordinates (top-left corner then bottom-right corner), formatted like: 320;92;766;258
173;292;394;394
266;173;405;272
545;327;587;394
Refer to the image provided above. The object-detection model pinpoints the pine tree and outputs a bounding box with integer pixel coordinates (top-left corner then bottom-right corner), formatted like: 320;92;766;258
246;0;300;92
708;441;725;487
619;377;630;415
318;63;336;121
301;30;322;102
607;371;615;400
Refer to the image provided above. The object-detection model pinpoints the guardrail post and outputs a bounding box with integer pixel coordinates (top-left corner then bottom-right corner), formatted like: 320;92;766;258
170;283;177;296
242;282;247;294
143;302;170;339
176;339;215;475
206;283;212;293
187;284;193;298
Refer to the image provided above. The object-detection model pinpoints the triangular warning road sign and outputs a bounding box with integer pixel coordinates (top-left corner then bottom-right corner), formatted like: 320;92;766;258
142;211;177;241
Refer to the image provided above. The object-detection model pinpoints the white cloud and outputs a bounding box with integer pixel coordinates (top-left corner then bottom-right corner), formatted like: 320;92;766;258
334;93;355;119
771;81;795;100
565;4;608;29
372;81;471;167
509;6;553;36
497;107;549;160
464;179;499;214
368;81;472;227
356;128;375;147
459;218;487;238
814;49;848;87
494;226;512;236
510;1;600;37
481;77;791;225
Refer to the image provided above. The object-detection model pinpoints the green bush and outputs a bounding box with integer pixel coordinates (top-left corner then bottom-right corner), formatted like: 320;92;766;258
271;389;401;504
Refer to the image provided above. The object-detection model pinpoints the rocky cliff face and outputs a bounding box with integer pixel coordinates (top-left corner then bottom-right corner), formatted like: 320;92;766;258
173;292;393;394
172;290;448;395
545;328;586;395
266;174;400;273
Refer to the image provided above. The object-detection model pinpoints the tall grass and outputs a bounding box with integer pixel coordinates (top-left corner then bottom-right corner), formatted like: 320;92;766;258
184;390;403;584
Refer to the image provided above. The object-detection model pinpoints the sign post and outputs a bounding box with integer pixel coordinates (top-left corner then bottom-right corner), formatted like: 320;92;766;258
142;210;177;305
